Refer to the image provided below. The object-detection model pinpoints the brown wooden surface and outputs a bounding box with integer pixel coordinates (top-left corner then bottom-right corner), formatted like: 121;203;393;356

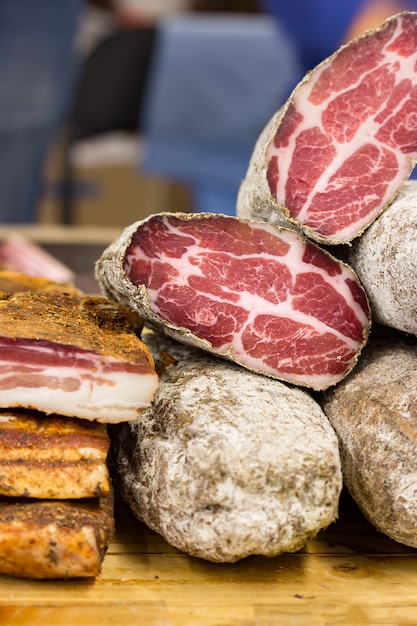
1;227;417;625
1;491;417;626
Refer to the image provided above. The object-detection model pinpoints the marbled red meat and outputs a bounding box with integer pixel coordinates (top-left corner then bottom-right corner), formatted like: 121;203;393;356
238;12;417;244
96;213;371;390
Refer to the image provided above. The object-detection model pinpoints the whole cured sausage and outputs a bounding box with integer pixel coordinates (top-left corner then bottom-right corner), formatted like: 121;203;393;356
347;180;417;336
322;331;417;548
115;330;343;563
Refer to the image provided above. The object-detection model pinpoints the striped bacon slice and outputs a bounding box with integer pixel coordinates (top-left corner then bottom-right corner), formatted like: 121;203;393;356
0;409;111;499
0;291;159;423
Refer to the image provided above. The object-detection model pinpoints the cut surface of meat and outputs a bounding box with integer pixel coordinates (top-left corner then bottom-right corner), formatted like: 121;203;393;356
0;409;110;499
0;493;114;579
0;291;159;423
96;213;371;390
238;12;417;244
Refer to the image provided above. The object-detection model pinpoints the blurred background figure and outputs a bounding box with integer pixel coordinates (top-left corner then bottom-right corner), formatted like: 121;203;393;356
1;0;416;224
139;0;300;215
260;0;417;76
0;0;85;223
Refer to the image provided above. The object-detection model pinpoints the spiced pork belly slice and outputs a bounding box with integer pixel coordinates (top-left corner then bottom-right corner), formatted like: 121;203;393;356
0;291;159;423
0;492;114;579
0;409;111;499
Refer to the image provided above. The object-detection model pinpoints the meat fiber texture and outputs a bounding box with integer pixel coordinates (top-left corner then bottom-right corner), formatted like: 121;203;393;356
347;180;417;335
322;331;417;547
95;212;371;391
115;330;342;563
237;12;417;245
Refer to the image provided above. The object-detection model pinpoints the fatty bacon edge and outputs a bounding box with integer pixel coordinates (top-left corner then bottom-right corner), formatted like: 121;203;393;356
95;212;371;392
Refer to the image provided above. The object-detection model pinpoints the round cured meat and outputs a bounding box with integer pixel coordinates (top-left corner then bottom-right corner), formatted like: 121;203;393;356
237;12;417;244
116;331;343;563
96;212;370;391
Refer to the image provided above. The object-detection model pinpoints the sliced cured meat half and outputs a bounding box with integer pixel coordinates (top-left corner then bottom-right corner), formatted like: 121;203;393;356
237;12;417;244
95;213;371;391
0;292;159;423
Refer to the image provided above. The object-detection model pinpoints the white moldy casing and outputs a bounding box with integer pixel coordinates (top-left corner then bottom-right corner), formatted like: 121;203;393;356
323;334;417;547
348;180;417;336
115;331;343;563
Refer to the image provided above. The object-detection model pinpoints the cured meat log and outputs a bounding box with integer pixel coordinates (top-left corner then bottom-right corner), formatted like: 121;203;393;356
0;409;111;499
347;180;417;336
0;290;159;423
96;213;371;391
322;331;417;548
0;493;114;579
115;331;343;563
237;12;417;244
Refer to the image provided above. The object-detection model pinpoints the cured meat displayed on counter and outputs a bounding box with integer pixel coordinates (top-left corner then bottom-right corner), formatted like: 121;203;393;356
0;409;111;500
0;271;158;579
237;12;417;244
114;330;342;563
0;234;75;283
0;269;82;297
4;10;417;585
96;212;371;391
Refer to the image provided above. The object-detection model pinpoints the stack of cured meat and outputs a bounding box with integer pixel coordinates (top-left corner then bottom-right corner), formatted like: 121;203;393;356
94;13;417;561
0;271;159;579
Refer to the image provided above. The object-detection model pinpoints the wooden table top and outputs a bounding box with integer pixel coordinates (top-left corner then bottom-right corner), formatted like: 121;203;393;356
0;226;416;625
1;489;417;626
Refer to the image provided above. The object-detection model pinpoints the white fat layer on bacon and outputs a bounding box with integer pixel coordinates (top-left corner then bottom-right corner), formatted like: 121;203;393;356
0;414;15;423
267;17;417;241
0;367;159;423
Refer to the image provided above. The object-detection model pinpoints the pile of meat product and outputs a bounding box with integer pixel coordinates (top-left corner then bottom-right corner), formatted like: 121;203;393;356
0;271;159;579
94;12;417;559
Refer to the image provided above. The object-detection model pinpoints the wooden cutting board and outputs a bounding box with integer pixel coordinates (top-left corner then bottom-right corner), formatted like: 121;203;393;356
1;490;417;626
